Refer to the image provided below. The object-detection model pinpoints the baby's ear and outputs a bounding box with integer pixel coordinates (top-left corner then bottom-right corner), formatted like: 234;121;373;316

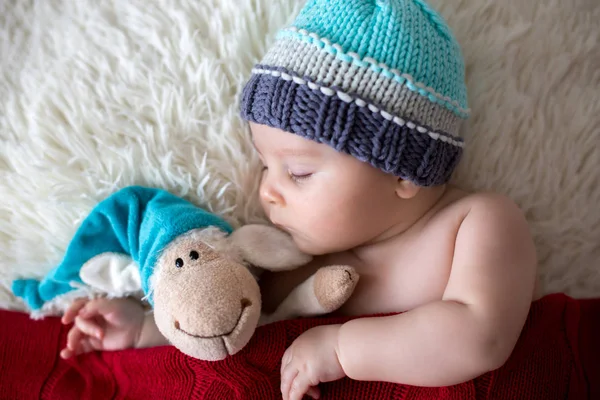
395;178;421;199
229;225;312;271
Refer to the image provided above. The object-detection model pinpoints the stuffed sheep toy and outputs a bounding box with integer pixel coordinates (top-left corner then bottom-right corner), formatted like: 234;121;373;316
11;186;359;361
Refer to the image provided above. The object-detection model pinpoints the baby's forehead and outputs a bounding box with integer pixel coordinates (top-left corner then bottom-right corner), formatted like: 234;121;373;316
250;123;326;157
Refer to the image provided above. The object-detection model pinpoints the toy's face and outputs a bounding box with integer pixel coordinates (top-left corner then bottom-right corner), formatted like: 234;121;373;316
152;231;261;361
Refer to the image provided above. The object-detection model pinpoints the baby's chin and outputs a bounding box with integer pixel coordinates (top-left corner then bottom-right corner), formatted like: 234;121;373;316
289;232;343;256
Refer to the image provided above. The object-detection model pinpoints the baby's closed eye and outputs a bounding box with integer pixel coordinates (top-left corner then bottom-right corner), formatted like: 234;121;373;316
287;170;313;182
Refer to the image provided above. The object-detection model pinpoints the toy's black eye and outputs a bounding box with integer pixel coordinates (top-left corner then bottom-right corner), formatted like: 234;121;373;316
175;258;184;268
189;250;199;260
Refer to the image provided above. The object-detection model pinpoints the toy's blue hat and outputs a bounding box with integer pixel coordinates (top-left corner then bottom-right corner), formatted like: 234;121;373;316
12;186;233;310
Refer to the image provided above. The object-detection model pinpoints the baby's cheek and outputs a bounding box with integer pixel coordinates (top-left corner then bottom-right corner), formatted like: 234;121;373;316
288;197;350;250
290;223;334;255
311;217;355;252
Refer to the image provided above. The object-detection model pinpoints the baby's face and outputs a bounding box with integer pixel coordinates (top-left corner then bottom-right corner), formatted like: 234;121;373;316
250;122;401;255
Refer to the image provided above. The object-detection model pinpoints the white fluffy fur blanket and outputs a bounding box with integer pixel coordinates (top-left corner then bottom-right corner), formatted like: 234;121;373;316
1;0;599;311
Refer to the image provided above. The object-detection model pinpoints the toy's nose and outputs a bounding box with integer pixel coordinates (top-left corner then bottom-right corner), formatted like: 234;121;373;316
241;298;252;308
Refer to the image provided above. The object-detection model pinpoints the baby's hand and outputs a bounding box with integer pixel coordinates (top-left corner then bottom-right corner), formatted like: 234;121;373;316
59;297;146;359
281;324;346;400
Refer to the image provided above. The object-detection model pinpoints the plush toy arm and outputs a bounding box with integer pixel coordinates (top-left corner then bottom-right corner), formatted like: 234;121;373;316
259;265;359;326
229;224;312;271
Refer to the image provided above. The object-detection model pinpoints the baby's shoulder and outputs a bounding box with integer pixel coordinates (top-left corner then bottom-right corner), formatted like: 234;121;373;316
438;189;530;245
439;189;523;218
461;191;524;219
429;189;527;236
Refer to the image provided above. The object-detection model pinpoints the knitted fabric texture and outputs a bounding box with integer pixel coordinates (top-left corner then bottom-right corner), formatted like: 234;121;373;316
11;186;233;309
240;0;470;186
1;294;597;399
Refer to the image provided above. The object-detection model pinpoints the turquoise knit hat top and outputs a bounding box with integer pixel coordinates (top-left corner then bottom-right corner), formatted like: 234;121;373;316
241;0;469;186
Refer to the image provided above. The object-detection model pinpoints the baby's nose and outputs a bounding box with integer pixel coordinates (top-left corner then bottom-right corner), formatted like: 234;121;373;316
260;181;285;206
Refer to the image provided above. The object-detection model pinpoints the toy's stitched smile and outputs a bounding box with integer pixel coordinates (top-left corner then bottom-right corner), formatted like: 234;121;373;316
174;298;252;339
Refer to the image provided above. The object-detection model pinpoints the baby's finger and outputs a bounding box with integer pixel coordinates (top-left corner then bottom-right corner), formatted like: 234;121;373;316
76;338;94;355
280;364;299;400
281;348;293;375
62;299;88;324
74;315;104;339
289;375;311;400
60;347;74;359
76;337;102;355
66;326;84;351
87;336;103;350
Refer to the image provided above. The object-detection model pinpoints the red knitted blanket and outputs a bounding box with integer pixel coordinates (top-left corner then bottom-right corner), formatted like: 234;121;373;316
1;293;598;400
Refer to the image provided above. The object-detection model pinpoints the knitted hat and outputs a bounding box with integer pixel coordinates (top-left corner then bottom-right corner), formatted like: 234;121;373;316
240;0;469;186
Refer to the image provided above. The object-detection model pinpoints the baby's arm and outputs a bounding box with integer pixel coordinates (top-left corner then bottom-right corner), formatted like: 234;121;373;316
336;194;537;386
137;312;170;348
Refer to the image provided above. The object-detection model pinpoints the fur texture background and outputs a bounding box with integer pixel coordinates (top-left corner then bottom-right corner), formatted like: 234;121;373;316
1;0;599;311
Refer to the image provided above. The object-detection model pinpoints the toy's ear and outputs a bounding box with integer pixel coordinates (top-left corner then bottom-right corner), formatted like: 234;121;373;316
229;224;312;271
